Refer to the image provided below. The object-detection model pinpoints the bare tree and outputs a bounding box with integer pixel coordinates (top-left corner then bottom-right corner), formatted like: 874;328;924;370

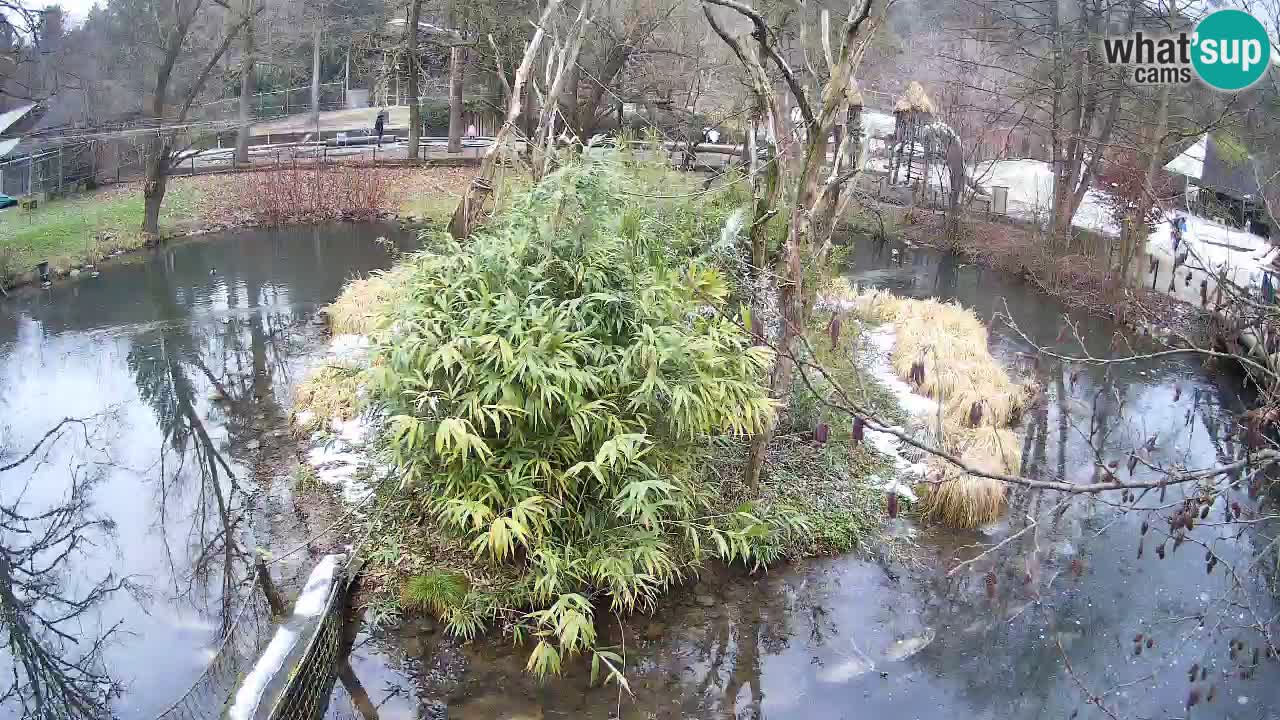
530;0;592;180
703;0;890;491
448;0;571;237
137;0;263;240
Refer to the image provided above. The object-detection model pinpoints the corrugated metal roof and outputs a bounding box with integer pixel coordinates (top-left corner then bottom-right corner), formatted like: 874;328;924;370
0;138;20;159
1164;133;1206;180
0;103;36;136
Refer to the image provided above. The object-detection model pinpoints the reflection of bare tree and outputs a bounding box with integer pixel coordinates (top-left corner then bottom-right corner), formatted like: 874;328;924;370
669;572;819;719
126;252;306;634
0;418;133;720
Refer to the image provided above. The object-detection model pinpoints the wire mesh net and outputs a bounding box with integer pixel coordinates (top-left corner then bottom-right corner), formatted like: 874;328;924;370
149;555;354;720
151;590;275;720
265;569;350;720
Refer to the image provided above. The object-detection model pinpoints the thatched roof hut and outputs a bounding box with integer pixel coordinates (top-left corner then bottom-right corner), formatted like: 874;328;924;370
893;81;935;115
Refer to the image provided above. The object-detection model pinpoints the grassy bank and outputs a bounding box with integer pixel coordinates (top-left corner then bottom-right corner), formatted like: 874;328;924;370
0;165;476;290
0;184;202;282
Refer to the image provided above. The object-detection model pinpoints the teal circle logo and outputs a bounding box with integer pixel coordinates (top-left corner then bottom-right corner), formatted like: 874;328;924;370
1192;9;1270;91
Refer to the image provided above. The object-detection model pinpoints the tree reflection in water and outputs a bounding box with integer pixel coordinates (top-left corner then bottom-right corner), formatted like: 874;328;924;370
0;416;136;719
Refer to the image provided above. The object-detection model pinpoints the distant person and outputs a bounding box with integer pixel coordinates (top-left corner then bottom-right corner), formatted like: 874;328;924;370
466;123;477;137
1171;212;1187;253
374;108;387;146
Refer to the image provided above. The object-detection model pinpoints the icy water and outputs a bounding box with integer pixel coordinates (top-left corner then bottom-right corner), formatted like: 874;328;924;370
0;223;415;719
326;238;1280;720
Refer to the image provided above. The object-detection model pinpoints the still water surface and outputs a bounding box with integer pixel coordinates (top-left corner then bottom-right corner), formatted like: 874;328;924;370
3;224;1275;720
0;223;413;718
325;237;1280;720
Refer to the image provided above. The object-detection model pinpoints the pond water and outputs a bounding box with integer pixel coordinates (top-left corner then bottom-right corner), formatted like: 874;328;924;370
3;222;1276;720
0;223;415;719
324;237;1280;720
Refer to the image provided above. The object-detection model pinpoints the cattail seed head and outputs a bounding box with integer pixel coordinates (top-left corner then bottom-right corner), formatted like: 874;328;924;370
968;401;984;427
814;423;830;445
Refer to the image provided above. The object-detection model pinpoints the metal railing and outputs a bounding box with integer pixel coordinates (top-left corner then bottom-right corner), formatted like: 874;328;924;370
262;559;359;720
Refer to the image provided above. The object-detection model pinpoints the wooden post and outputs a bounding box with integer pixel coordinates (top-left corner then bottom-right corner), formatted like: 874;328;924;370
255;550;286;616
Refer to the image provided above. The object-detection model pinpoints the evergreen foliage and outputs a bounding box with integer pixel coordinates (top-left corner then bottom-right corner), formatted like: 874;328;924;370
367;152;797;674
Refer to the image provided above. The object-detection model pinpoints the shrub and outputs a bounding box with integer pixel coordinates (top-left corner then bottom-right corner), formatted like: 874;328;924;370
237;163;388;225
367;154;788;674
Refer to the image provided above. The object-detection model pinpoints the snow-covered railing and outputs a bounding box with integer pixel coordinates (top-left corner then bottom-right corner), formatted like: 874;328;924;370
227;553;361;720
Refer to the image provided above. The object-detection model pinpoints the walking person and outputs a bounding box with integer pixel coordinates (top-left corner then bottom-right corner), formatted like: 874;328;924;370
374;107;387;146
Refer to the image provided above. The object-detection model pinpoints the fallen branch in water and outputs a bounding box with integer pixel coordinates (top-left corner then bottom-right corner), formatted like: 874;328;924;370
1056;634;1121;720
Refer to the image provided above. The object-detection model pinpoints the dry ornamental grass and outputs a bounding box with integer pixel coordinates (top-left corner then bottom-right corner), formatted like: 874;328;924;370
855;288;1037;528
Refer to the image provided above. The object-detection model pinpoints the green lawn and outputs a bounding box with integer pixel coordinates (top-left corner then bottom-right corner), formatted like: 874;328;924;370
0;184;201;284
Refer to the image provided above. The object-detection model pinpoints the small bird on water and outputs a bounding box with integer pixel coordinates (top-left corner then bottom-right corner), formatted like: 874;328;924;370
209;267;217;276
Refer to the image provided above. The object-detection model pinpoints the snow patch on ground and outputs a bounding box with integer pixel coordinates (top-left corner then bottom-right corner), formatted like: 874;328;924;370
227;554;345;720
1145;211;1275;307
969;159;1116;235
297;335;389;505
327;334;372;366
860;324;937;502
862;110;896;139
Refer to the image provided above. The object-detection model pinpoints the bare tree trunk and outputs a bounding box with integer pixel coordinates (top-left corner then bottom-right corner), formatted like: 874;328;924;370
311;18;321;140
450;0;563;238
234;6;255;165
406;0;423;160
447;46;464;153
561;61;579;138
576;45;631;139
1119;84;1169;283
142;136;171;241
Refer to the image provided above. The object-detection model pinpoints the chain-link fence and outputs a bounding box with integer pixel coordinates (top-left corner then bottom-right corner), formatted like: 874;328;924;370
263;560;356;720
151;591;276;720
